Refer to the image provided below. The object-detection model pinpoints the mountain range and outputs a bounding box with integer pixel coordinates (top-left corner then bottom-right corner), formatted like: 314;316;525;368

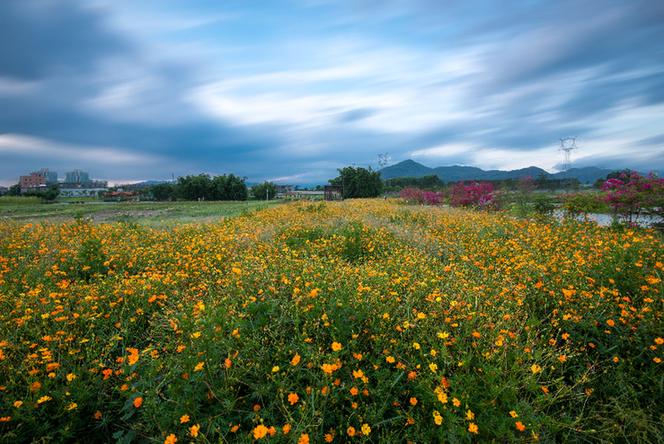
379;160;616;184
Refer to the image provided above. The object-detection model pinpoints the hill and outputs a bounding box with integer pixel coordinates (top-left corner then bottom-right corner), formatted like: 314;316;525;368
380;160;614;183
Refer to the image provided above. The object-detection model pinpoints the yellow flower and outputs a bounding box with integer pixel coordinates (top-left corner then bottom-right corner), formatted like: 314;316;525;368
433;410;443;425
509;410;518;418
465;409;475;420
194;362;204;372
331;342;343;352
272;366;280;373
13;401;23;408
189;424;200;437
429;363;438;373
468;422;479;434
37;396;52;405
180;415;190;424
530;364;542;374
66;373;76;382
66;402;78;411
361;423;371;435
452;398;461;407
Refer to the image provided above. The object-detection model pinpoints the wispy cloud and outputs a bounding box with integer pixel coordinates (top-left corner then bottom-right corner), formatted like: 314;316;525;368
1;0;663;184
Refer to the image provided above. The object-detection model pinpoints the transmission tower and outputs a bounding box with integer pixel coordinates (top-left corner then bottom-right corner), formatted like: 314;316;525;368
378;153;391;169
559;138;577;171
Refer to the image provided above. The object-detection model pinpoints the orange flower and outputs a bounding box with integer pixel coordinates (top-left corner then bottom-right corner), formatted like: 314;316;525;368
126;348;139;365
164;434;177;444
288;392;299;405
291;354;301;366
347;426;356;436
468;423;479;434
189;424;200;437
253;424;269;439
515;421;526;432
133;397;143;408
180;414;190;423
297;433;310;444
331;342;343;352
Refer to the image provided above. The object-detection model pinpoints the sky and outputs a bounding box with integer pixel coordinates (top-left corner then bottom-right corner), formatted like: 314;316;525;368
1;0;663;185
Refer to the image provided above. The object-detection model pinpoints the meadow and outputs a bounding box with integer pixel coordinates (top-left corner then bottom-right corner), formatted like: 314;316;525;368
0;199;662;443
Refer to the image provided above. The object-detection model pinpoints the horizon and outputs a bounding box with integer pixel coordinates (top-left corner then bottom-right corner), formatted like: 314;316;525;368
2;1;664;186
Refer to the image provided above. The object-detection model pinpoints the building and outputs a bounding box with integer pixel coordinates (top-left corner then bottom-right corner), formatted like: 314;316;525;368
19;173;46;193
19;168;58;193
0;186;8;196
65;170;90;184
35;168;58;184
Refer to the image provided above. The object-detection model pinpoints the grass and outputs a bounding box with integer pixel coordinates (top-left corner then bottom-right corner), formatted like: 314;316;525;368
0;199;280;226
0;199;662;443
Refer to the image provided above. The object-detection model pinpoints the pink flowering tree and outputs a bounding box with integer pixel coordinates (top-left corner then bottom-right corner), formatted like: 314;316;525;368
602;171;664;225
399;188;443;205
450;181;496;209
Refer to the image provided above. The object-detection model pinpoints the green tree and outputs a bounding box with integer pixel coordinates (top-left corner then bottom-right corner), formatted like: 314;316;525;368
251;182;277;200
151;183;176;201
7;184;21;196
330;166;383;198
211;174;248;200
177;174;213;200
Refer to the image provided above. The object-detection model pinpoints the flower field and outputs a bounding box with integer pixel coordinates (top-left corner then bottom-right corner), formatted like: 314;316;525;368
0;200;662;443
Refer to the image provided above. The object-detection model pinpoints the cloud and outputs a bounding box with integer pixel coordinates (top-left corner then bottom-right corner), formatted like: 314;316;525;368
1;0;663;184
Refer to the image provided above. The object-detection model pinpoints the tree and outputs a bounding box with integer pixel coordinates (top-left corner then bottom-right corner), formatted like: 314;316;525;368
7;184;21;196
329;166;383;198
177;174;213;200
212;174;248;201
151;183;176;201
251;182;277;200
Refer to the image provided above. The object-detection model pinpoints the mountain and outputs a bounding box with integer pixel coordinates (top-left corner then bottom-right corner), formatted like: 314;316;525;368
380;160;614;183
550;167;614;183
379;159;434;178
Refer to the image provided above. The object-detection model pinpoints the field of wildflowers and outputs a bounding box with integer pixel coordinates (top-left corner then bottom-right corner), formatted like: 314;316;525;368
0;200;662;443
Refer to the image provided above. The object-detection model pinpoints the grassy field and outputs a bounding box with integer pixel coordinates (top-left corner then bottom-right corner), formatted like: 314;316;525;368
0;200;662;443
0;198;279;227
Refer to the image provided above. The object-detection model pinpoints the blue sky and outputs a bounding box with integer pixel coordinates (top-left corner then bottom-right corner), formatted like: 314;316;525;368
1;0;663;185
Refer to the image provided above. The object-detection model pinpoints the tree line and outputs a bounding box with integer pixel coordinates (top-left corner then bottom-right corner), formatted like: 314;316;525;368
151;174;248;201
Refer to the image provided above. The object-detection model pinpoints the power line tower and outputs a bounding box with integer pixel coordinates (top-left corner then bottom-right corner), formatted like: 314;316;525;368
378;153;391;169
559;137;577;171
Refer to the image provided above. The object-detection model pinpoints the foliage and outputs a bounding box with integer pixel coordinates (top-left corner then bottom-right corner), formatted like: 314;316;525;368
0;201;662;443
531;193;556;217
7;184;21;196
151;183;177;201
329;167;383;198
399;188;443;205
251;182;278;200
384;175;444;191
175;174;248;201
450;181;496;209
561;192;608;218
22;184;60;202
602;171;664;224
